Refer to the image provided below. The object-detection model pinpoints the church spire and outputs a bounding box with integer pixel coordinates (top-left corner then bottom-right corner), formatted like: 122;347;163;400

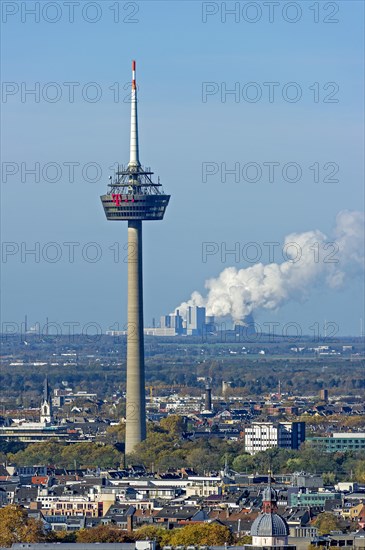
262;471;278;513
40;376;52;424
43;376;50;401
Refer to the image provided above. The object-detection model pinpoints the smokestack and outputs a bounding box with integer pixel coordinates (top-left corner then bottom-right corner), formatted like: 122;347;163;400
222;380;232;398
205;378;212;411
126;507;135;532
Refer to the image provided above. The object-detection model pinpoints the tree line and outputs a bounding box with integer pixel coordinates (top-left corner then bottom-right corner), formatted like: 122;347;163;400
2;416;365;482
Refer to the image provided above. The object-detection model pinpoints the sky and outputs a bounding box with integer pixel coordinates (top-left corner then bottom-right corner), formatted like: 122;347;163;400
1;0;364;337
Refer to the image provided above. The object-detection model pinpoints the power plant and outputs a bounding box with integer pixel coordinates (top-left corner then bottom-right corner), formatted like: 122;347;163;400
101;61;170;454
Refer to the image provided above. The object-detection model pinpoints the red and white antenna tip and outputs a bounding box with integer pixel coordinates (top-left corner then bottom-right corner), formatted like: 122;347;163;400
132;60;136;90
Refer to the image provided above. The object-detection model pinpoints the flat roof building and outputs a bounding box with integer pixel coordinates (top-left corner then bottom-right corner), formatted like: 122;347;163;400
245;422;305;455
307;432;365;452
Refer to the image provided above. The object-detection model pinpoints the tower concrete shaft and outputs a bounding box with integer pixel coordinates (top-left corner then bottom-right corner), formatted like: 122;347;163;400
125;220;146;454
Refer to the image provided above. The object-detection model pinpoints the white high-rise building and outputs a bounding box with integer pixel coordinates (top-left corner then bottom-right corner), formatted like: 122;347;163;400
245;422;305;455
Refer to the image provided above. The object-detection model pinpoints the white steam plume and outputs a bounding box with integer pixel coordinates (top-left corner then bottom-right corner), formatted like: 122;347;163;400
175;210;364;323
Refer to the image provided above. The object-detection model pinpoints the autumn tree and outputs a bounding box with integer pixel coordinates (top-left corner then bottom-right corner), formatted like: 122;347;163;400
8;441;122;469
134;525;172;546
76;525;132;542
7;441;62;466
155;449;188;471
168;523;233;546
127;425;177;467
314;512;343;535
48;530;77;542
59;442;121;469
160;415;186;436
237;535;253;545
354;460;365;483
99;422;126;445
322;472;336;485
0;505;45;547
0;451;7;463
232;453;254;473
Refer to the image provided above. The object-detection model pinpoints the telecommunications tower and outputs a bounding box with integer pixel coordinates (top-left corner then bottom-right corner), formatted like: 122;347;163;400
101;61;170;454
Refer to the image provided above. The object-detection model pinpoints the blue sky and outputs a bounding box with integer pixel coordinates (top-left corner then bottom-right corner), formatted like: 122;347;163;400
1;1;364;336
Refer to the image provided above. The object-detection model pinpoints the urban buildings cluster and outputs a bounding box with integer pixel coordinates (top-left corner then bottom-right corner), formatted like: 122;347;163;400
1;356;364;546
1;378;365;455
1;461;365;547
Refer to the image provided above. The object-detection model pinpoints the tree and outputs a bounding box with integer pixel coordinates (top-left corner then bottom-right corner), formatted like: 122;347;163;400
100;422;126;445
156;449;188;471
48;530;77;542
314;512;343;535
127;428;177;467
7;441;63;466
168;523;233;546
186;446;215;473
232;453;253;473
76;525;131;542
237;535;253;545
286;457;302;472
134;525;172;546
0;505;45;547
322;472;336;485
160;415;185;436
8;441;122;469
354;460;365;483
343;416;365;429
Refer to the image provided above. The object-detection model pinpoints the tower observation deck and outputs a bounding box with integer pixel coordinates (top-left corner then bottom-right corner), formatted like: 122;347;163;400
101;61;170;455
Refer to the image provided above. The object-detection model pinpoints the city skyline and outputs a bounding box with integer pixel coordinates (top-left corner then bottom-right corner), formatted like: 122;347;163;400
1;2;364;545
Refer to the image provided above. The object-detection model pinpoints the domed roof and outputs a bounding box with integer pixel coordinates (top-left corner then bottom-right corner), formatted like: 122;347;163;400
262;485;277;503
251;513;289;537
